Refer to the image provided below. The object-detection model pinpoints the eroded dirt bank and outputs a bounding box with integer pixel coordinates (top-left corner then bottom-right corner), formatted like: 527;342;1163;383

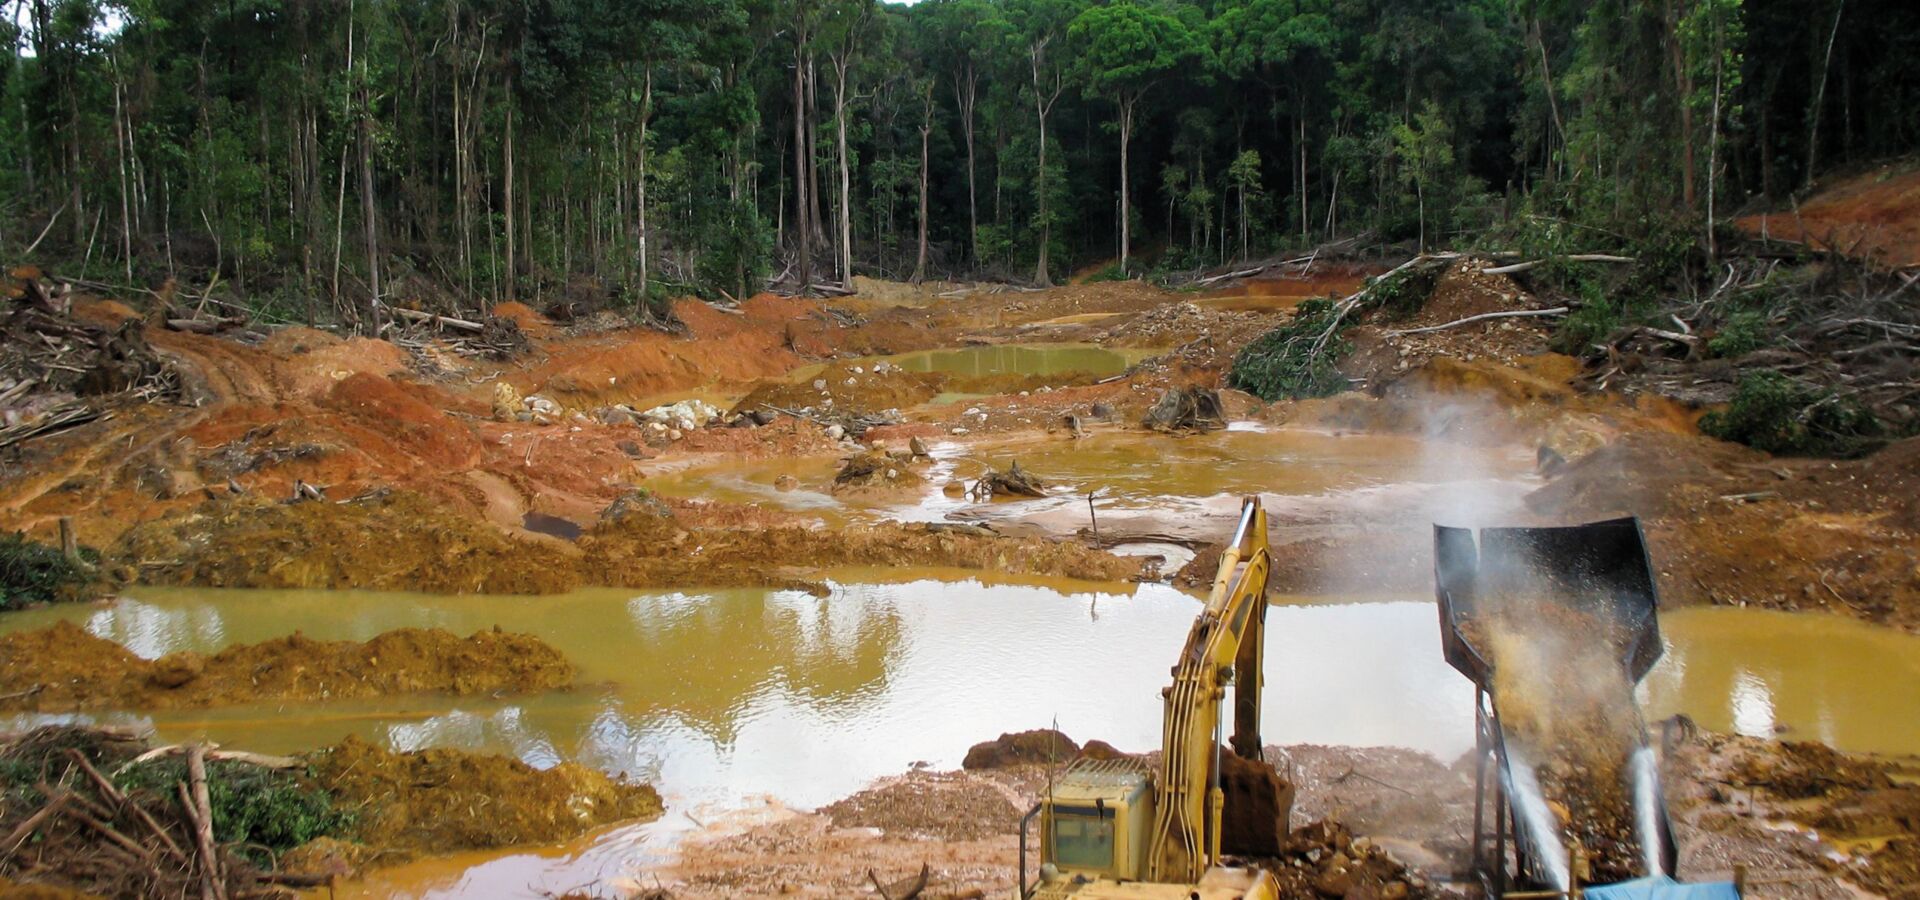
110;489;1151;594
0;622;572;711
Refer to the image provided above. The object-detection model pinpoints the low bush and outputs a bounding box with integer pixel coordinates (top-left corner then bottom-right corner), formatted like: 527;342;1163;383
1699;371;1883;458
0;532;97;611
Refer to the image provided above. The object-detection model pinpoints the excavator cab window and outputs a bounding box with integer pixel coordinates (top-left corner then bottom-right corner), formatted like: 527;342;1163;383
1050;806;1116;871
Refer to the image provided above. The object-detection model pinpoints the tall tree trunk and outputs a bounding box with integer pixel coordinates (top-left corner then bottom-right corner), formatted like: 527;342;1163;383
793;28;812;292
956;67;979;266
1030;39;1060;287
1805;0;1844;189
638;67;652;289
914;109;931;283
113;74;132;282
1117;97;1132;272
833;55;853;285
358;62;382;326
504;68;517;299
1664;0;1696;212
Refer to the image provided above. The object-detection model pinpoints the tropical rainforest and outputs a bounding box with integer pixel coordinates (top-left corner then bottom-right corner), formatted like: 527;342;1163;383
1;0;1915;315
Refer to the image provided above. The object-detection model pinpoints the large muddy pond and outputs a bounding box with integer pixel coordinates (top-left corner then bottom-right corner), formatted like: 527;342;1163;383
5;579;1915;785
5;580;1914;896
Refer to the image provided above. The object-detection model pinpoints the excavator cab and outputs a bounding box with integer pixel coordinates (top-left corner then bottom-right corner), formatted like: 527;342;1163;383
1036;758;1156;883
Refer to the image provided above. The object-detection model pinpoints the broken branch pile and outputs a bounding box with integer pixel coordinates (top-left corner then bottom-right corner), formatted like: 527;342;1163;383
2;267;182;449
0;726;334;899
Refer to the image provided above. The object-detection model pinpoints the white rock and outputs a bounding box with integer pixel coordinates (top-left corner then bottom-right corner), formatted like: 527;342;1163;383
963;407;982;416
825;424;846;441
813;379;828;390
853;366;864;374
950;427;970;435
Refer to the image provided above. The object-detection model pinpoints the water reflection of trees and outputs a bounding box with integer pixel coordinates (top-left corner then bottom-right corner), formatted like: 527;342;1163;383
612;587;905;740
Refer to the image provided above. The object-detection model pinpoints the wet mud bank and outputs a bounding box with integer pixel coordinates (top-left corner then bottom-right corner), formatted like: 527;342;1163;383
0;623;572;712
110;489;1151;595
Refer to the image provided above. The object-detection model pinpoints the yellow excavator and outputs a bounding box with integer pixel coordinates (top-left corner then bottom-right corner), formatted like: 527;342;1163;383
1014;497;1285;899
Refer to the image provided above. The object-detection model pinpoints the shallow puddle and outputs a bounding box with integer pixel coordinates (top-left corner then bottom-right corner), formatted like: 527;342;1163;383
645;425;1539;544
2;580;1915;897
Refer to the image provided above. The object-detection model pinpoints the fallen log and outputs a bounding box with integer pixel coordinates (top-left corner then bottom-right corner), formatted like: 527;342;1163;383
1481;254;1636;275
1386;306;1569;336
387;306;486;333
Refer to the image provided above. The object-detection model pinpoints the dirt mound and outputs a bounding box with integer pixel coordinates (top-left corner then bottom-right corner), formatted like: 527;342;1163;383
961;730;1081;770
579;517;1148;588
113;492;580;594
1271;820;1437;899
1737;163;1920;266
322;372;482;469
307;734;662;856
822;770;1024;842
1527;430;1920;630
831;450;924;493
0;622;572;711
734;361;939;419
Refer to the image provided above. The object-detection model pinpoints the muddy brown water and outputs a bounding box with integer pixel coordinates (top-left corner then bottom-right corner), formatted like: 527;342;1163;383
2;579;1916;897
643;425;1541;557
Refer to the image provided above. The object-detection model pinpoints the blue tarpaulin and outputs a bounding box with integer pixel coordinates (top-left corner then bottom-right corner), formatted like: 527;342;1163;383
1585;876;1741;900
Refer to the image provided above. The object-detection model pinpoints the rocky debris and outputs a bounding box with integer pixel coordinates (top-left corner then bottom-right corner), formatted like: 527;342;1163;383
600;488;677;523
970;460;1046;499
833;450;923;492
1268;820;1436;900
639;398;724;432
961;730;1081;770
0;622;574;711
1142;386;1227;433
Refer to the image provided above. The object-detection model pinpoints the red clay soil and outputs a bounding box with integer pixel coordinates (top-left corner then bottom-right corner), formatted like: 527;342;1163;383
1736;163;1920;266
0;621;572;711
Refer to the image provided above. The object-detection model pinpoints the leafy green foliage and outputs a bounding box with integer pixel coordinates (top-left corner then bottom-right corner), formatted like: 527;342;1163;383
1227;299;1352;400
0;532;96;611
1699;371;1884;458
1707;309;1772;359
116;759;352;861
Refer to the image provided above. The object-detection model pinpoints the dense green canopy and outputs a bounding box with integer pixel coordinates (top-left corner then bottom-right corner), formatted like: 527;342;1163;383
0;0;1913;316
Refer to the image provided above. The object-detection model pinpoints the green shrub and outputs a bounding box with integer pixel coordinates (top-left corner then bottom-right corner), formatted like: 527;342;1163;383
117;759;352;861
1227;299;1353;400
0;532;97;610
1707;309;1772;359
1085;262;1130;283
1362;265;1440;321
1700;371;1883;457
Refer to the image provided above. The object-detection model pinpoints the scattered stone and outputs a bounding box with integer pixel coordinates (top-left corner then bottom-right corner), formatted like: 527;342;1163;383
491;381;521;421
908;436;932;458
774;474;799;492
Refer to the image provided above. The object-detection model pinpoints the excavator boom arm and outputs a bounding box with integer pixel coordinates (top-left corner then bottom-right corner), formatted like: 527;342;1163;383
1146;498;1272;884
